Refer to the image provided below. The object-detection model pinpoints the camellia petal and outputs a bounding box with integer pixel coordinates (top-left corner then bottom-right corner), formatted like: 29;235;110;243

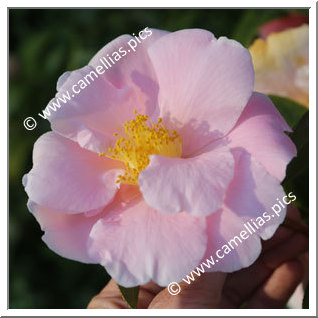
87;197;207;287
89;29;169;117
48;66;138;153
49;30;168;153
139;140;235;216
23;132;123;214
202;149;288;272
202;207;262;272
27;200;102;263
224;149;287;241
227;92;296;181
148;28;254;155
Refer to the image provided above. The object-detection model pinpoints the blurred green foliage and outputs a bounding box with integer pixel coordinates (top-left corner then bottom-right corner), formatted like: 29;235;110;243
268;96;309;224
9;8;308;309
283;111;309;222
269;95;308;129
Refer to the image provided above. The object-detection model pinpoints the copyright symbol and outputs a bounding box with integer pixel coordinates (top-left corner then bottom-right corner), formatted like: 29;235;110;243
167;282;181;296
23;117;37;130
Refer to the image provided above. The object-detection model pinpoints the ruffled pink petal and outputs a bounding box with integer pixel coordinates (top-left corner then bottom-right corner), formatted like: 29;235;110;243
228;92;296;181
201;149;288;272
49;65;138;153
224;149;287;241
202;207;262;272
50;30;168;153
23;132;123;214
89;29;169;118
26;184;140;264
87;197;207;287
27;200;102;263
139;140;234;216
147;29;254;155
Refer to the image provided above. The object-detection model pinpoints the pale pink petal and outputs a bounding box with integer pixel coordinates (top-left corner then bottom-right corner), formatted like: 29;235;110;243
147;29;254;155
23;132;123;214
224;149;287;241
26;184;140;264
89;29;168;118
49;65;138;153
87;198;207;287
202;207;262;272
49;30;167;153
201;148;288;272
139;141;234;216
27;200;101;263
228;92;296;181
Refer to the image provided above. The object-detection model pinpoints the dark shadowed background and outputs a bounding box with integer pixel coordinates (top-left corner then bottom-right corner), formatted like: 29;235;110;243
9;8;308;309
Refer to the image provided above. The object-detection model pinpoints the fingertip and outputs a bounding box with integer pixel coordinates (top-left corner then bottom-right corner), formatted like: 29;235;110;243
149;272;227;309
246;259;305;309
283;259;305;283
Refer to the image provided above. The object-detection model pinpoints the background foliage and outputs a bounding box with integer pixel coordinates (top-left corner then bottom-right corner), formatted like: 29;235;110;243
9;8;308;309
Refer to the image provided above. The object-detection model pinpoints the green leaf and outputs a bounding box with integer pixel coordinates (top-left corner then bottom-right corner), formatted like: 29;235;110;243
232;9;284;47
302;284;309;309
283;112;309;223
288;111;309;150
117;284;139;309
269;95;308;129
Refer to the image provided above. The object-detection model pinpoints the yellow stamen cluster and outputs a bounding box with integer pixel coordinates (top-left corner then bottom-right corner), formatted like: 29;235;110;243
100;110;182;185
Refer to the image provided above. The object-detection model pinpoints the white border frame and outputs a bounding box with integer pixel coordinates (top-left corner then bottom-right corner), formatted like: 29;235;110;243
3;1;316;316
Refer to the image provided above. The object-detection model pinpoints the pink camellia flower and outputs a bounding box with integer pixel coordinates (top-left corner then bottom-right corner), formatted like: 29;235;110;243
23;29;296;287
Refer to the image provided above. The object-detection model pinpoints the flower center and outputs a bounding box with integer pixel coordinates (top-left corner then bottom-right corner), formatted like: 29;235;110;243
100;110;182;185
